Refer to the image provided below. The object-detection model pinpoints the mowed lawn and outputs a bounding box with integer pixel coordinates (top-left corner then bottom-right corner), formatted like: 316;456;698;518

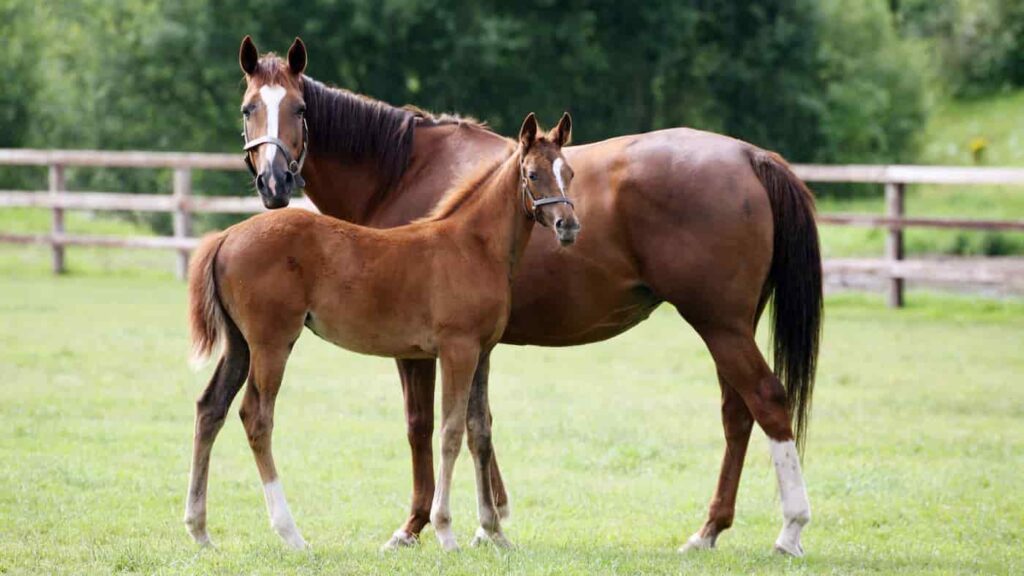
1;264;1022;575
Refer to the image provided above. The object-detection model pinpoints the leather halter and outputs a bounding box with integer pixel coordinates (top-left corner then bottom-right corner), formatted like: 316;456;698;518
242;115;308;188
520;162;574;221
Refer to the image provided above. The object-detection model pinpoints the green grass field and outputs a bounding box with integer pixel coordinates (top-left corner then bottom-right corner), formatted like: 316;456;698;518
1;260;1022;574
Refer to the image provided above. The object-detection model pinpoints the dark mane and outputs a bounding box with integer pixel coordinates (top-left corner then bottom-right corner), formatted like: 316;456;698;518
301;76;416;192
414;144;516;223
299;74;492;194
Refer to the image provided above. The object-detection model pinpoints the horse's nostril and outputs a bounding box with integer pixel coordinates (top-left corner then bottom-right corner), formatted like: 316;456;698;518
283;171;294;185
256;174;267;192
555;218;565;229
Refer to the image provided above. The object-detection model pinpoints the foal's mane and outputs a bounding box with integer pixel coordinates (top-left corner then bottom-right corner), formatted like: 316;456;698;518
415;144;517;223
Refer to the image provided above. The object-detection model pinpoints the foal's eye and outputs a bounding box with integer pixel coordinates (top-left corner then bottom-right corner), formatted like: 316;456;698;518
296;106;306;117
528;171;538;181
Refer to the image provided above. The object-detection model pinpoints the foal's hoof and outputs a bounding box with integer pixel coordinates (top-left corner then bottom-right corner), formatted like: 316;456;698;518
773;539;804;557
678;532;716;553
435;528;460;552
381;530;418;551
497;502;511;521
470;527;513;549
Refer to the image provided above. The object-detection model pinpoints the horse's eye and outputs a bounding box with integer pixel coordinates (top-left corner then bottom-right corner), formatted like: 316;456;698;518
296;106;306;117
528;171;538;181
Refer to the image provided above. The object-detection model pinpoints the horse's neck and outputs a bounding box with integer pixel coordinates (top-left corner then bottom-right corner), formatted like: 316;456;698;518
301;154;383;223
302;120;512;227
448;153;533;272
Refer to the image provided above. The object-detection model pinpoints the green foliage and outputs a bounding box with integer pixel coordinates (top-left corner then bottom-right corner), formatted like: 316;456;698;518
896;0;1024;97
817;0;931;164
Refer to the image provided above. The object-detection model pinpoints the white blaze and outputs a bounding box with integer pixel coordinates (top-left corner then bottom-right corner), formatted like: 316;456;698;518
552;158;567;195
258;85;287;164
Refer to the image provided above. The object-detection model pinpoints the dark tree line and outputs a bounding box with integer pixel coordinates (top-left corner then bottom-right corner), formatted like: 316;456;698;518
13;0;1019;215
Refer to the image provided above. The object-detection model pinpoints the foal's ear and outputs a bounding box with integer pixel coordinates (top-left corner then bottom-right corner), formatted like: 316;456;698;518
239;35;259;76
519;112;539;151
551;112;572;147
288;37;307;76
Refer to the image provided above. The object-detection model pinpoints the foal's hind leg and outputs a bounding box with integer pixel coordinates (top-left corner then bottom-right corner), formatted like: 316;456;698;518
699;325;811;556
184;334;249;546
430;340;481;551
466;349;512;548
241;343;307;549
383;358;436;550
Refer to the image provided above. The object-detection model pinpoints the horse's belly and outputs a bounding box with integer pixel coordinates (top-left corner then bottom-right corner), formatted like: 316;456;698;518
502;246;661;346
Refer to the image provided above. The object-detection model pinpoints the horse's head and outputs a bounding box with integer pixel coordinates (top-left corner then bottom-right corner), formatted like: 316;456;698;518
239;36;308;209
518;112;580;246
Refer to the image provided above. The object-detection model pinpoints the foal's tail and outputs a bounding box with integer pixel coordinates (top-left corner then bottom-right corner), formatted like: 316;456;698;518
748;148;823;454
188;231;230;368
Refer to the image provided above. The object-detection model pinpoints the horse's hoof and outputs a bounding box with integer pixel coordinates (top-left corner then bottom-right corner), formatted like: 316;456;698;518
381;530;417;551
678;531;716;553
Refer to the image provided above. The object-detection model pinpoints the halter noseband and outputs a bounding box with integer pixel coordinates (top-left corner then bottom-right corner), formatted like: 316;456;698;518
520;162;574;221
242;115;308;189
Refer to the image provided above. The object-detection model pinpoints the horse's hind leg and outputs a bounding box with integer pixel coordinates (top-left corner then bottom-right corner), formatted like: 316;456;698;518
698;323;810;556
466;349;511;548
241;343;307;549
184;330;249;546
680;378;753;552
430;340;481;552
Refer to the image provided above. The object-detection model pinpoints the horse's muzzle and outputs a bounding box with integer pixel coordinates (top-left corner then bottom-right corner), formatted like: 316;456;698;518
256;167;295;209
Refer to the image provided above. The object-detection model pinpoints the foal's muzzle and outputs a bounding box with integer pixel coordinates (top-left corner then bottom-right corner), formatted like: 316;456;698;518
555;217;581;246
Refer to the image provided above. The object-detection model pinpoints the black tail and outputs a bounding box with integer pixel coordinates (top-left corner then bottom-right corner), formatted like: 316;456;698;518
748;148;823;454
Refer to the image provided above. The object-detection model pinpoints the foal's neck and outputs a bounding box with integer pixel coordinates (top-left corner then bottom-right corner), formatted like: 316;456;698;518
446;151;534;274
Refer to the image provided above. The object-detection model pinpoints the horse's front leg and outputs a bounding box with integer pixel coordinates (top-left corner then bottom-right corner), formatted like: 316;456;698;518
430;340;481;551
467;348;512;548
472;353;511;520
382;358;437;550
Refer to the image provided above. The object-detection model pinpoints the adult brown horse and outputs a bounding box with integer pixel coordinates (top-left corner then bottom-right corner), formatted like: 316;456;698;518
184;111;579;550
232;37;822;556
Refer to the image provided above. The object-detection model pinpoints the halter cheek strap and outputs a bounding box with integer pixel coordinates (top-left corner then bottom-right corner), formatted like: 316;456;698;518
242;116;308;188
520;163;574;221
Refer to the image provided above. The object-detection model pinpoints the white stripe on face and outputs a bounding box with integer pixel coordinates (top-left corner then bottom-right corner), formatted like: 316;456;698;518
552;157;566;195
258;84;287;164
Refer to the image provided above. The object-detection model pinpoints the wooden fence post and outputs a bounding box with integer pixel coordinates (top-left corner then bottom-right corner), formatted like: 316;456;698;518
885;181;905;308
173;167;192;280
48;164;66;274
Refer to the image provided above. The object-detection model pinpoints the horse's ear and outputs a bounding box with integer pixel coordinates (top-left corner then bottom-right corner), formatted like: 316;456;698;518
551;111;572;147
240;35;259;76
288;37;307;75
519;112;539;151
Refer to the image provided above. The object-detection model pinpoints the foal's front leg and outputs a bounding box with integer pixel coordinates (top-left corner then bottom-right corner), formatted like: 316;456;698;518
430;341;481;551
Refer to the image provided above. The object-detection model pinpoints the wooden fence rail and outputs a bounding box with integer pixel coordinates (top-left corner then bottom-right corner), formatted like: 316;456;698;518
3;149;1024;307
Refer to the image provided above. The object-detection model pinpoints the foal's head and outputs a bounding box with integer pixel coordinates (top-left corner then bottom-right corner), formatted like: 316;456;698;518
518;113;580;246
238;36;308;209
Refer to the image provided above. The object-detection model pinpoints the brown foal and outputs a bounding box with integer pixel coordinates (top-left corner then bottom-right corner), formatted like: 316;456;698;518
235;37;822;556
183;112;578;550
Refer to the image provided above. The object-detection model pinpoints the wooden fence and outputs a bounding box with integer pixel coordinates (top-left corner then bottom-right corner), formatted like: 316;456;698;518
2;149;1023;307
